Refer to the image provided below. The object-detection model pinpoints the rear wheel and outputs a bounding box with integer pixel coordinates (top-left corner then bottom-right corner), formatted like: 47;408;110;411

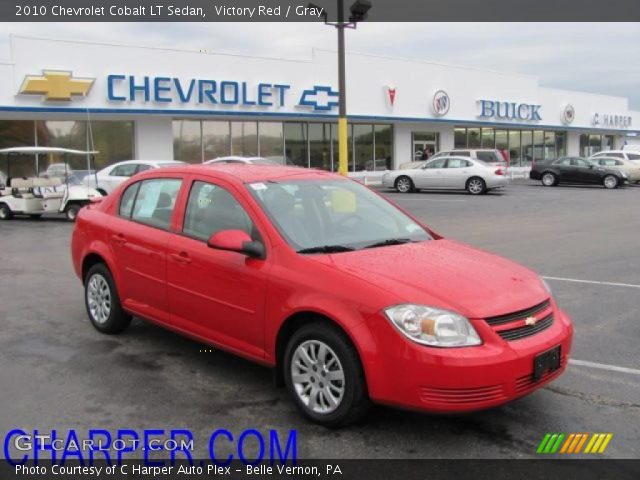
0;203;13;220
284;323;370;428
395;176;414;193
65;203;81;221
541;172;557;186
84;263;131;334
603;175;618;189
466;177;486;195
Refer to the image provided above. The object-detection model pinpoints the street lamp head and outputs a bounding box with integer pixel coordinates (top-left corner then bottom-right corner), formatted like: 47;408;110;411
349;0;372;22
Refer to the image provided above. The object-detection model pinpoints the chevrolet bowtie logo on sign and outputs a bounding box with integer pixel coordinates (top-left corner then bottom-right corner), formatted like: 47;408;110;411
19;70;94;101
537;432;613;454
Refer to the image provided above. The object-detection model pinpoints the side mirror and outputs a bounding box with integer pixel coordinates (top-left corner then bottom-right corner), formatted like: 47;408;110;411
207;230;265;259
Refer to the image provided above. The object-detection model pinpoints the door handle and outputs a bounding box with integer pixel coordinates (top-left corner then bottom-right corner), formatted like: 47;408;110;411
170;252;192;265
111;233;127;246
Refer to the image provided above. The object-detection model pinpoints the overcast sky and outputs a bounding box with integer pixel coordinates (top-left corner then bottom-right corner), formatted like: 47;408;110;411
1;22;639;108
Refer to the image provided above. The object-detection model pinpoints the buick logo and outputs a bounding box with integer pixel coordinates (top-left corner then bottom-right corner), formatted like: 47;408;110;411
562;104;575;124
432;90;450;116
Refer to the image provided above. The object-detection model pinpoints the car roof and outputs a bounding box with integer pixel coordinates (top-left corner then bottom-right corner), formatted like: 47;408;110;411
0;146;99;155
109;159;184;165
207;156;266;162
136;164;339;183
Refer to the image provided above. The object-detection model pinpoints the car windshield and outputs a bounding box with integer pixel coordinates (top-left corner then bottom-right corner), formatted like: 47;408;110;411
249;179;431;252
251;159;280;165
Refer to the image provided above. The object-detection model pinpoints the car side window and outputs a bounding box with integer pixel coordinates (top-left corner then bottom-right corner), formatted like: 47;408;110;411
129;178;182;230
476;151;499;162
554;158;571;166
183;181;254;242
446;158;467;168
627;153;640;160
609;153;624;159
452;151;471;157
111;164;138;177
424;158;447;169
119;182;140;218
136;164;152;173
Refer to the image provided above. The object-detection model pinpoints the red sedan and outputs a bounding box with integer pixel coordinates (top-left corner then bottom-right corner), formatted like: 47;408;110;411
71;164;573;427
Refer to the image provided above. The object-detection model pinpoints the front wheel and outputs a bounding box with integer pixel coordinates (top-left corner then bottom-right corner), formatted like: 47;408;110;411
0;203;13;220
284;323;370;428
395;176;414;193
466;177;486;195
84;263;131;334
65;203;81;222
603;175;618;189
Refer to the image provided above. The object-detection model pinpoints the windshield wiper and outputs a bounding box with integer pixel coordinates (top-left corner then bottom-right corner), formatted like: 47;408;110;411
364;238;414;249
297;245;355;254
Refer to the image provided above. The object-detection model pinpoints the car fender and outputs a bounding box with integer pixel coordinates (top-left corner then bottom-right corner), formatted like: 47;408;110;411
265;291;380;377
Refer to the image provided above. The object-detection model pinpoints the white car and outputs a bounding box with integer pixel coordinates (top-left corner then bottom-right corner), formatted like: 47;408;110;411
590;156;640;183
204;156;280;166
400;149;508;170
590;150;640;165
382;156;509;195
83;160;185;195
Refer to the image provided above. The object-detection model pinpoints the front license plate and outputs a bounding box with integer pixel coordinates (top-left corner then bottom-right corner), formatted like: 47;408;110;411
533;346;561;381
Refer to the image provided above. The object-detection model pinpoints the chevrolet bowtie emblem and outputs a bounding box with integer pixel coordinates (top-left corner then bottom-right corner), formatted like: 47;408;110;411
19;70;94;101
525;316;538;326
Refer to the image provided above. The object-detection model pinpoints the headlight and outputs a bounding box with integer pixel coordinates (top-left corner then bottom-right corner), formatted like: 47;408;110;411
384;304;482;347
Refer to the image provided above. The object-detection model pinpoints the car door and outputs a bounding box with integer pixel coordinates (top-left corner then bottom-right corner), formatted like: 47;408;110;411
413;158;447;189
573;158;600;183
553;157;576;181
108;176;183;319
166;178;269;359
441;158;472;189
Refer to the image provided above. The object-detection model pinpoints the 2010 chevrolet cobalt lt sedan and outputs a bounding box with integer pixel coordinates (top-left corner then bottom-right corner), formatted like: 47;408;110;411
71;165;573;427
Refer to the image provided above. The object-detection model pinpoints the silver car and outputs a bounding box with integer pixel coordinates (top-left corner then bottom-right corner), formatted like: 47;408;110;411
382;156;509;195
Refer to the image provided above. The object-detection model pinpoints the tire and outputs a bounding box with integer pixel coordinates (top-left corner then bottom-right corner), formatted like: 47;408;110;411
0;203;13;220
603;175;618;189
65;203;81;222
394;176;414;193
284;322;370;428
466;177;486;195
541;172;557;187
84;263;132;334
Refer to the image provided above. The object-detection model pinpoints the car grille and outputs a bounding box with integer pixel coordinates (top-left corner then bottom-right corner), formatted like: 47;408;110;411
419;385;506;406
483;299;554;342
496;313;554;341
485;299;550;326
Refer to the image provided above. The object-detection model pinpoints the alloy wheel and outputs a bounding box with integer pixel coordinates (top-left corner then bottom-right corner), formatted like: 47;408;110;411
542;173;555;186
468;179;484;194
604;176;617;189
87;273;112;324
396;177;411;193
291;340;345;414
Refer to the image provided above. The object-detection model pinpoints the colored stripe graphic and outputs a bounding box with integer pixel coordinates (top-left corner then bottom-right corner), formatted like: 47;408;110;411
538;433;612;454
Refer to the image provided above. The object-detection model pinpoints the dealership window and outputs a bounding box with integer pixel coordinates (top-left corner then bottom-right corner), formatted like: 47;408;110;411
284;122;308;167
231;122;258;157
258;122;284;161
454;127;467;149
173;120;202;164
455;126;567;166
412;131;439;161
309;123;332;171
0;120;36;178
202;121;231;160
353;124;373;171
374;124;393;171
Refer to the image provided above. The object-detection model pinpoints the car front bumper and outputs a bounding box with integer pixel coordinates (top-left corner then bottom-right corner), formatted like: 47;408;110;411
362;306;573;413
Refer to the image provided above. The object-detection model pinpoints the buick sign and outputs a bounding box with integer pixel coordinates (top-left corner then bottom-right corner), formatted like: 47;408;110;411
562;104;575;124
478;99;542;121
432;90;450;116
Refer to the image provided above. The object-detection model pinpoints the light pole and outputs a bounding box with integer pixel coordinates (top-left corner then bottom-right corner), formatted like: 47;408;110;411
311;0;372;176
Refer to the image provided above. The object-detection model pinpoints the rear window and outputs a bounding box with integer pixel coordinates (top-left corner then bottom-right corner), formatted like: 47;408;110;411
120;178;182;230
627;153;640;161
476;151;501;162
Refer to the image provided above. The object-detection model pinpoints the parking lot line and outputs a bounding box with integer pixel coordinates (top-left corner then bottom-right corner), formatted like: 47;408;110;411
543;276;640;289
569;359;640;376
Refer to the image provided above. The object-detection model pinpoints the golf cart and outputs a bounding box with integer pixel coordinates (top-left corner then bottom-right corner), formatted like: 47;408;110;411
0;147;103;221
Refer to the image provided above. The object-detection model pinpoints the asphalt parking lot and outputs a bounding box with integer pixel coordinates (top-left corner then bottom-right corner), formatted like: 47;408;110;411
0;180;638;460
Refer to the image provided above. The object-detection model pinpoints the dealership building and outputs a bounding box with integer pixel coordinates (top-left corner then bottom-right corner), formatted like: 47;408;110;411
1;35;639;176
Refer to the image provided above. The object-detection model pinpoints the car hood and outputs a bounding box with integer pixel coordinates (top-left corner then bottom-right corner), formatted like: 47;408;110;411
310;239;548;319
